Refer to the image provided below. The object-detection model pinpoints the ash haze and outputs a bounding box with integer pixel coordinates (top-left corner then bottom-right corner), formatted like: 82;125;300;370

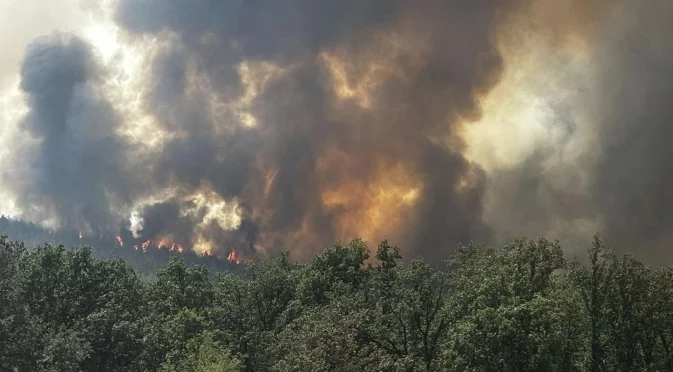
0;0;671;264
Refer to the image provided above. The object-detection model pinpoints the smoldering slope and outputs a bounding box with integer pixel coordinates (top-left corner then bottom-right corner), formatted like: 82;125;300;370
0;0;672;264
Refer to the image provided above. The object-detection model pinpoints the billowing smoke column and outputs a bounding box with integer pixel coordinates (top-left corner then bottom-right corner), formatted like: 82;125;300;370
4;0;673;264
8;0;517;261
113;0;518;261
11;33;143;233
110;0;525;261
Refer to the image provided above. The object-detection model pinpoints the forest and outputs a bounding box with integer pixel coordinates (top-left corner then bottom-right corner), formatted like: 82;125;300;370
2;229;673;371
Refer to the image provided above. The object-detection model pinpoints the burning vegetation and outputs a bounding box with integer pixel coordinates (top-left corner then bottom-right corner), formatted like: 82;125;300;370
73;224;243;265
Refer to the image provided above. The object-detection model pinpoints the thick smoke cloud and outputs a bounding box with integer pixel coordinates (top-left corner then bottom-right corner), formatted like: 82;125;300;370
589;1;673;262
109;0;523;261
7;33;140;233
473;0;673;262
5;0;673;264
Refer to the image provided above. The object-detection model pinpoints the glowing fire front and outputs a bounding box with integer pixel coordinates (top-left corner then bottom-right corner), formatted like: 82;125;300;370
75;230;247;266
227;250;241;264
126;238;184;254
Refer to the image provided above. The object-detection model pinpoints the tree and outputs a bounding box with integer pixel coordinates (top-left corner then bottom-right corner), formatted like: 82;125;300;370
602;254;652;371
159;331;242;372
298;239;370;306
0;236;43;372
443;237;571;371
649;267;673;369
18;244;146;371
212;252;299;371
570;234;612;372
139;259;215;371
148;258;214;315
276;240;452;371
356;241;451;371
273;303;383;372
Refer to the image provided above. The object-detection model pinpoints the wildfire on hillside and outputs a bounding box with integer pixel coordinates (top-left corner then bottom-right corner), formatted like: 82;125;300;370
77;230;245;265
129;239;184;254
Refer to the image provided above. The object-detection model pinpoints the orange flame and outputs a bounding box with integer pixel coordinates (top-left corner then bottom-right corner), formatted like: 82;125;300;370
154;239;183;253
116;236;123;247
127;239;185;254
227;250;241;264
172;243;184;253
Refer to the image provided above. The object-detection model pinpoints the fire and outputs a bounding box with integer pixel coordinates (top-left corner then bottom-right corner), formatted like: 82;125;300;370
131;239;184;254
154;239;184;253
116;236;123;247
227;250;241;264
79;231;82;240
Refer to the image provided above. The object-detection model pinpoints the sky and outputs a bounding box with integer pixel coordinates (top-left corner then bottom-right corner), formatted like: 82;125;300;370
0;0;89;87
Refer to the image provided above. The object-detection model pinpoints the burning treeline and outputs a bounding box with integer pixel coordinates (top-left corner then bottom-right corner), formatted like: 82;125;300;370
3;0;673;263
76;228;244;265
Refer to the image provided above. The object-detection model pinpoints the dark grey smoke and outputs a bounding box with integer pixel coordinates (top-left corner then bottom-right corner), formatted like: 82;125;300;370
137;200;197;245
11;0;673;264
588;1;673;262
110;0;523;261
468;0;673;263
8;33;139;233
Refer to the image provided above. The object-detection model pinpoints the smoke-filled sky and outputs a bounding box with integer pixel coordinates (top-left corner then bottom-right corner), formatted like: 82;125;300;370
0;0;672;263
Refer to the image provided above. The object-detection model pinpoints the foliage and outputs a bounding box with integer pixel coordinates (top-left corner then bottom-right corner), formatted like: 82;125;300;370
2;232;673;372
159;332;242;372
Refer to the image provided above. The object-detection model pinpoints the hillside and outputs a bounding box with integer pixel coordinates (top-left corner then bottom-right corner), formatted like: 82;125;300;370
0;216;240;275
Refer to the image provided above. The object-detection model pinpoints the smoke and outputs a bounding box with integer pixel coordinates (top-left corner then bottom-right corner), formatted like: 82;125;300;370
109;0;520;261
472;0;673;262
5;32;141;232
588;0;673;262
2;0;673;263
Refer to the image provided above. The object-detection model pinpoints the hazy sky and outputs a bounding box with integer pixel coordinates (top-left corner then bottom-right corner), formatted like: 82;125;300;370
0;0;91;88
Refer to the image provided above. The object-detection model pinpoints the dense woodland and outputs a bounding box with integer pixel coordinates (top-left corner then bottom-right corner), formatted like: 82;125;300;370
2;229;673;372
